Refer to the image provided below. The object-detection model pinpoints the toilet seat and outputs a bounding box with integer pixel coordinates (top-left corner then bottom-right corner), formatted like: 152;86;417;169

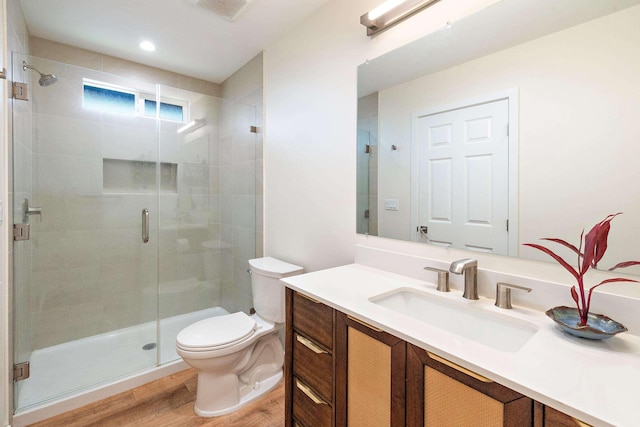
176;312;258;352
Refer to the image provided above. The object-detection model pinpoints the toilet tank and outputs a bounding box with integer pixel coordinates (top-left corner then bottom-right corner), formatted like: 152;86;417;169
249;257;303;323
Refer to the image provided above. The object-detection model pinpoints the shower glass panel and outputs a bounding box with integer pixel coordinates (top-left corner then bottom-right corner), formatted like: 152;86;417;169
356;129;371;235
11;54;160;410
156;86;257;364
11;54;260;412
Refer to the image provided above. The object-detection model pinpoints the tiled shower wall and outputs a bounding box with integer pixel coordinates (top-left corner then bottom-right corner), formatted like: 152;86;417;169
220;53;264;314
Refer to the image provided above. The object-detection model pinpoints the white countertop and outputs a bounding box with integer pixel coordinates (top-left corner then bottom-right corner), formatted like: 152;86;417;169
282;263;640;427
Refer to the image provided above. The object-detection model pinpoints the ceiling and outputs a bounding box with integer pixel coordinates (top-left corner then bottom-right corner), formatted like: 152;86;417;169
19;0;331;83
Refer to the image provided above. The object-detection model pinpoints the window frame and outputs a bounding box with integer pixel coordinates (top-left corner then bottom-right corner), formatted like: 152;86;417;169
82;78;189;123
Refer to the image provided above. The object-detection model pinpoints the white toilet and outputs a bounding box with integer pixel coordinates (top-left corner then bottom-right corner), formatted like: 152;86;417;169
176;256;303;417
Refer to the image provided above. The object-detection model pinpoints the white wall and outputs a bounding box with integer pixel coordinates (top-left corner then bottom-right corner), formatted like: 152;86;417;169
263;0;500;272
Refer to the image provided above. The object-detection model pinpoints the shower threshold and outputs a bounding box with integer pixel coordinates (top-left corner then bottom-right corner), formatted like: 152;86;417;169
15;306;228;412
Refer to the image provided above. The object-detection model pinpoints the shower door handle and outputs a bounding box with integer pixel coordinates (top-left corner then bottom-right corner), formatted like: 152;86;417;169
22;198;42;222
142;209;149;243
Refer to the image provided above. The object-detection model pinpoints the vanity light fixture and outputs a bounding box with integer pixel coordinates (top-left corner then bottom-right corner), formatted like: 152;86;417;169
361;0;441;36
177;118;206;134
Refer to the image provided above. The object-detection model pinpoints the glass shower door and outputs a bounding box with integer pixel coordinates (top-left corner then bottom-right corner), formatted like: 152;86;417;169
155;85;258;365
11;54;160;410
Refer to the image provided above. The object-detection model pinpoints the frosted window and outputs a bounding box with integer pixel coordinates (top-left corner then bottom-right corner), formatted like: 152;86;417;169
144;100;184;122
83;80;186;122
83;84;135;115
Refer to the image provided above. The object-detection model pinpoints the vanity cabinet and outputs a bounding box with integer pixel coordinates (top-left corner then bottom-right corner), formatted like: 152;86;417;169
285;290;586;427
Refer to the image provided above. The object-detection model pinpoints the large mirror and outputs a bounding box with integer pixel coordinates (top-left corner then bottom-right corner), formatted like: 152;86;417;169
357;0;640;273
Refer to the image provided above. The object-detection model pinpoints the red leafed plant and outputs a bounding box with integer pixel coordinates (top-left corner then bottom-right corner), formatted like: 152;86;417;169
524;213;640;326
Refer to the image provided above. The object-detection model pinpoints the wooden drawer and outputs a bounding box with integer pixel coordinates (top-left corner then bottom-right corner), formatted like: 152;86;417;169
292;291;333;349
293;377;333;427
293;332;333;402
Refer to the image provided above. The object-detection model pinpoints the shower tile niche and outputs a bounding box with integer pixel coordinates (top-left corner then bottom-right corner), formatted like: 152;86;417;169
102;159;178;193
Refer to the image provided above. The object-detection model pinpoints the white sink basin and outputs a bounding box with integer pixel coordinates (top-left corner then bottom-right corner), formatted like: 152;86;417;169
370;287;538;352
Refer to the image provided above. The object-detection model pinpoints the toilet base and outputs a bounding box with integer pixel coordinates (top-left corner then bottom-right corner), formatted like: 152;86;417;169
194;370;283;417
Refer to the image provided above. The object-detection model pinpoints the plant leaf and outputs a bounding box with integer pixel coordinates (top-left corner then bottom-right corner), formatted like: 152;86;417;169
609;260;640;271
592;277;639;288
570;286;579;305
593;213;623;268
540;238;582;256
582;222;599;274
586;277;638;312
593;220;611;267
523;243;580;280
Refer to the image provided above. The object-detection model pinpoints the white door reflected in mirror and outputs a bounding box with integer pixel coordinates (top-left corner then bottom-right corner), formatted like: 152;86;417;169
412;98;510;255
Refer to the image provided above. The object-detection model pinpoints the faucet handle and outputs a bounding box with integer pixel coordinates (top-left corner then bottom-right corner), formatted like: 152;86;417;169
495;282;532;309
424;267;450;292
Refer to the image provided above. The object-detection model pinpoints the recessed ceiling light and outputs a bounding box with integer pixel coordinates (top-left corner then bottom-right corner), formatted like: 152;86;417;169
140;41;156;52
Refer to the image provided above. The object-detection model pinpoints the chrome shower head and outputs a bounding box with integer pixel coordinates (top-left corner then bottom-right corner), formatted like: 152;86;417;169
23;61;58;87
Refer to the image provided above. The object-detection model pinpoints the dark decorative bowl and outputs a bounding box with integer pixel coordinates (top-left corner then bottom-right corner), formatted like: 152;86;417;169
545;306;628;340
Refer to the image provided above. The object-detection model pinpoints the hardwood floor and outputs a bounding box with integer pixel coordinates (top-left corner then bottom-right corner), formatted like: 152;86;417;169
29;369;285;427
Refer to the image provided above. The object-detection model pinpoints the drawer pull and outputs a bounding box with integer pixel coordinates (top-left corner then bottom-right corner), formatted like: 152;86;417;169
347;315;383;332
427;352;493;383
296;334;328;354
296;379;328;405
298;292;321;304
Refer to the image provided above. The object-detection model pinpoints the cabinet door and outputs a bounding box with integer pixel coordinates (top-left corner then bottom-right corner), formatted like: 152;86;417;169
407;344;532;427
336;312;406;427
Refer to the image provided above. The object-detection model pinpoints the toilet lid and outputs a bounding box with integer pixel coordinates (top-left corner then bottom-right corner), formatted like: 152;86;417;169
176;312;257;350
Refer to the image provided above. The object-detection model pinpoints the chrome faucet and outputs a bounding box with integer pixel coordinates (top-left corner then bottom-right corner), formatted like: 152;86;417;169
449;258;478;300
